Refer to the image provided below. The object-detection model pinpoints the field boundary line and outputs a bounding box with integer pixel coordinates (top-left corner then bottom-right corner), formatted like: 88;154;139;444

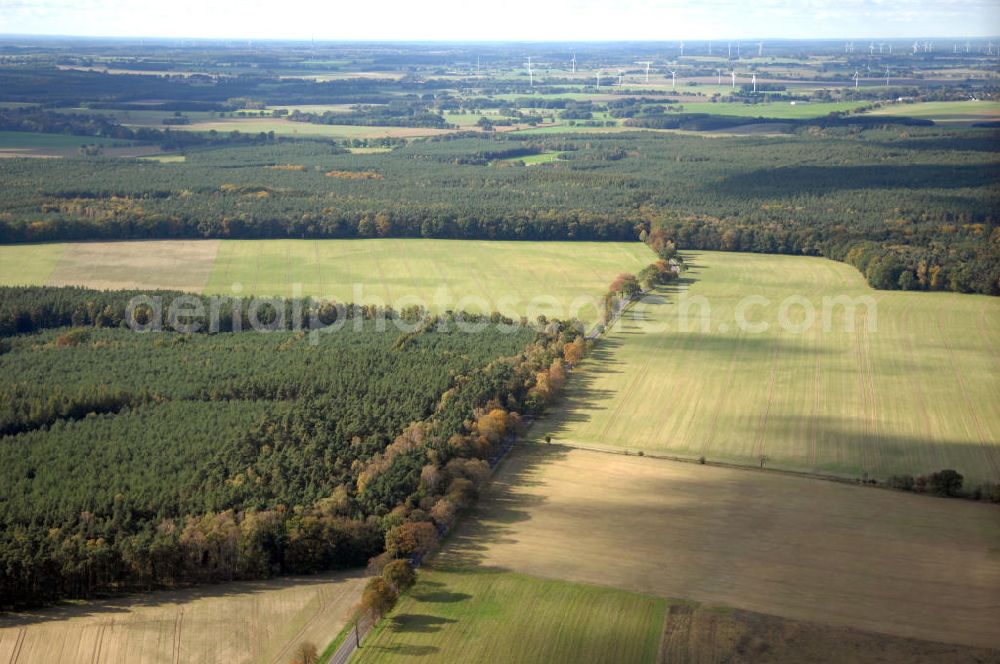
536;438;903;490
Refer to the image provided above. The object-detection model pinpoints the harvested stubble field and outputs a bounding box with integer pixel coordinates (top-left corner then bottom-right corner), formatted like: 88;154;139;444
437;443;1000;651
0;571;366;664
537;250;1000;486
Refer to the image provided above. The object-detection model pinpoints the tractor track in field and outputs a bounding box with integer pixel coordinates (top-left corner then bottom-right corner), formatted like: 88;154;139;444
89;619;111;664
270;586;328;664
754;368;776;463
900;308;941;471
171;609;183;664
936;314;1000;480
7;628;25;664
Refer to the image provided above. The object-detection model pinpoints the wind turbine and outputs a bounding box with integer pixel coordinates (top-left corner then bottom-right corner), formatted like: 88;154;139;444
571;54;577;74
637;61;652;83
878;43;884;55
888;44;892;55
913;41;919;55
751;73;757;93
717;68;723;85
758;42;763;57
708;42;713;56
884;67;890;87
669;69;677;90
869;43;875;56
617;68;625;86
737;41;742;58
730;70;736;89
679;42;685;57
728;42;732;58
966;40;971;54
852;70;859;88
525;56;534;87
476;56;481;77
595;70;601;88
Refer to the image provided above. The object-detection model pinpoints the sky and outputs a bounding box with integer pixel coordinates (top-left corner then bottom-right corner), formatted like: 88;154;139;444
1;0;998;41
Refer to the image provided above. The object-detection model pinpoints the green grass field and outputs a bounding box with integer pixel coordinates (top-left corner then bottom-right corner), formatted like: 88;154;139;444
0;239;654;324
354;568;666;664
204;239;652;322
0;131;132;150
495;151;565;164
863;100;1000;124
0;243;66;284
536;251;1000;486
665;100;870;119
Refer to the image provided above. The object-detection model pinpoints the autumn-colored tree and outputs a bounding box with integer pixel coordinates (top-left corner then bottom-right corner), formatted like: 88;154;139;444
608;273;640;298
381;559;416;593
547;360;572;392
533;370;552;403
429;497;456;530
419;464;443;493
446;478;477;508
563;338;585;366
476;408;510;445
359;577;398;622
385;521;438;559
445;458;489;486
315;484;351;517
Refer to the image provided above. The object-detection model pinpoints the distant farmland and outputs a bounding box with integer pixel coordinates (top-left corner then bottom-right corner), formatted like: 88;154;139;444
536;251;1000;486
0;239;654;325
0;571;365;664
863;100;1000;124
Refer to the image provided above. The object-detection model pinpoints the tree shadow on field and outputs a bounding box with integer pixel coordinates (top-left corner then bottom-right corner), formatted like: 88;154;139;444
389;613;458;633
366;643;440;656
749;414;1000;485
412;590;472;604
870;135;1000;154
433;443;570;572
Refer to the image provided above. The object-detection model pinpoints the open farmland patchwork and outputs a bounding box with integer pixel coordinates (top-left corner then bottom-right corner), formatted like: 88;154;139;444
436;443;1000;650
536;251;1000;486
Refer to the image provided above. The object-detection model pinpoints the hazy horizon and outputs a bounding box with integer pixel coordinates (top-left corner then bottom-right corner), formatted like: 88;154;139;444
2;0;999;42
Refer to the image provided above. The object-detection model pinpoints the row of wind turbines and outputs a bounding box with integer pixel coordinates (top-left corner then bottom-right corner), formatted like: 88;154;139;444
846;41;997;56
524;57;895;92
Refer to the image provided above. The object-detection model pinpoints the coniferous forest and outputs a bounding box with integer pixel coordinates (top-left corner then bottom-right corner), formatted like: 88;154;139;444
0;285;590;607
